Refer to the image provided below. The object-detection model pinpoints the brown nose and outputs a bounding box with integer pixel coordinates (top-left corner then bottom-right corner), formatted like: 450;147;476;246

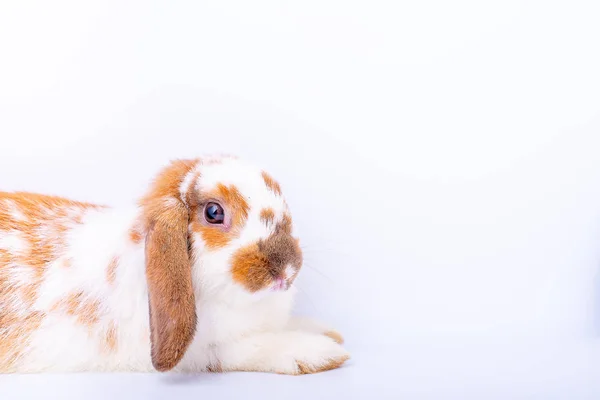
230;228;303;293
258;230;302;272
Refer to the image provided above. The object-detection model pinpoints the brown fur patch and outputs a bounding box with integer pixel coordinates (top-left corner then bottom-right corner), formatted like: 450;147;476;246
214;184;249;219
0;249;9;264
193;183;250;250
106;256;119;284
206;361;223;373
261;171;282;196
103;321;118;353
279;213;293;234
193;225;231;249
231;226;303;292
260;208;275;226
296;355;349;374
231;243;271;292
129;227;143;244
139;159;199;372
0;193;102;371
51;291;101;327
324;331;344;344
139;160;199;208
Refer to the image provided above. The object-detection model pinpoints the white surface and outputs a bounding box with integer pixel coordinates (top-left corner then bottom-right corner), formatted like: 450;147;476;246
1;0;600;398
2;340;600;399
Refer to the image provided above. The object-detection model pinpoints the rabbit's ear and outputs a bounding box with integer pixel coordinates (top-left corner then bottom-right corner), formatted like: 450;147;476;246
140;159;199;372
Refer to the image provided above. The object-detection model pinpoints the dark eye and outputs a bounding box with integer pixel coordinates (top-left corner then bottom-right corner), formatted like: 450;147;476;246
204;202;225;224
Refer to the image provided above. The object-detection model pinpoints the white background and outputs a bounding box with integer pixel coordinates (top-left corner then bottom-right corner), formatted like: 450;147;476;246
1;0;600;398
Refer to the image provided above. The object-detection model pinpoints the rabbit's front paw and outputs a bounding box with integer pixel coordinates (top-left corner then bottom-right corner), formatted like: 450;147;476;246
286;333;350;375
216;331;350;375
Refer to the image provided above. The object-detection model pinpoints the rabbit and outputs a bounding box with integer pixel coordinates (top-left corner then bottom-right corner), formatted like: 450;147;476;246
0;155;350;374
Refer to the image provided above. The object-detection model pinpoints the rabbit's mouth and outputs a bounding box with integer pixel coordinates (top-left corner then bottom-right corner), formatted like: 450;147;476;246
270;264;299;292
271;277;289;291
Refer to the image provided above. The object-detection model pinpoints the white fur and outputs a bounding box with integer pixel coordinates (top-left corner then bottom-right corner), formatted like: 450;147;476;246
2;199;27;221
4;157;348;374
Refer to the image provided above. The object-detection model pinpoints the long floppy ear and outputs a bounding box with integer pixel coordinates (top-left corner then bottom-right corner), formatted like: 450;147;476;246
140;159;199;372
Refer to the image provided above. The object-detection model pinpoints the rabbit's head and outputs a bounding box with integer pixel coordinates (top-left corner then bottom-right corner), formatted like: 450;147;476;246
140;156;302;371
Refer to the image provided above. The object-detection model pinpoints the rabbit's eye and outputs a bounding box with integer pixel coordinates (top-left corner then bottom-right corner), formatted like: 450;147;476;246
205;202;225;224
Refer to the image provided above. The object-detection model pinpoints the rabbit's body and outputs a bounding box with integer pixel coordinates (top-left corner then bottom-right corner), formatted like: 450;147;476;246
0;157;349;374
1;196;150;372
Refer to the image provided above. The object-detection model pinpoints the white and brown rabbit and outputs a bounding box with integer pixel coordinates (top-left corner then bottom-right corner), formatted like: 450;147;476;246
0;155;349;374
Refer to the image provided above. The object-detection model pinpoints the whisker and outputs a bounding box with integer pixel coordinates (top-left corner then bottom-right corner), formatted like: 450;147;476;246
300;245;352;257
300;262;334;283
293;284;319;313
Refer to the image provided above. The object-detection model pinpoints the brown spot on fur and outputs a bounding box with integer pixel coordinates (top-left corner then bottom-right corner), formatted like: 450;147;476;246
103;321;118;353
279;213;293;234
194;183;250;250
51;291;101;327
261;171;282;196
129;227;143;244
139;159;199;372
107;256;119;284
0;249;9;263
324;331;344;344
296;355;349;374
139;160;199;208
194;225;231;249
0;193;102;371
21;285;38;308
260;208;275;226
206;361;223;373
231;243;271;292
214;184;249;216
230;226;303;292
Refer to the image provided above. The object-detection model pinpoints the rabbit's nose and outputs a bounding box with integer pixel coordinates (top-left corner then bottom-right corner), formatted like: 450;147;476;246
271;277;288;292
